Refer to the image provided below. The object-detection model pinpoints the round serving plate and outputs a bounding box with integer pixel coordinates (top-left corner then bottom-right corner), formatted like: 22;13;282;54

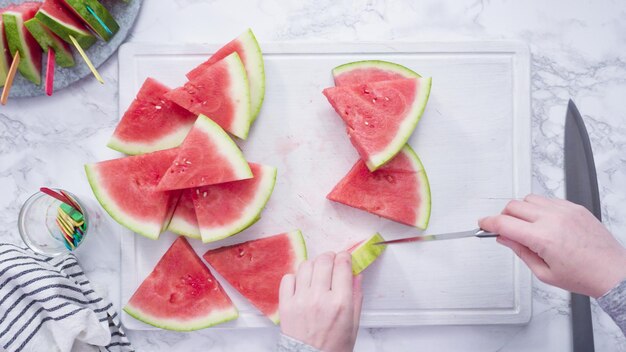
0;0;141;97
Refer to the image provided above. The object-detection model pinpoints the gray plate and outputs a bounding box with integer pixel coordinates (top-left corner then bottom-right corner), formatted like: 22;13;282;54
0;0;141;98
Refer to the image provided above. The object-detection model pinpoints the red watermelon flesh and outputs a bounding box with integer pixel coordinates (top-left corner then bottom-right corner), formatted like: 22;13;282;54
332;60;420;86
327;145;431;229
187;29;265;120
124;237;238;331
166;52;252;139
85;148;181;240
192;163;276;243
323;77;432;171
3;2;43;85
108;78;197;155
156;114;252;191
167;189;200;240
203;230;307;324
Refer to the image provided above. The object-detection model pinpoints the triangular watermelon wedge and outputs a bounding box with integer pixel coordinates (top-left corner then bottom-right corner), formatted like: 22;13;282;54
0;12;12;86
108;78;197;155
327;145;431;229
333;60;420;86
187;29;265;121
167;189;200;240
85;148;182;240
3;2;43;85
61;0;119;41
165;52;252;139
124;237;239;331
156;115;252;191
203;230;307;324
24;18;75;68
193;163;276;243
323;77;432;171
35;0;96;49
347;233;386;275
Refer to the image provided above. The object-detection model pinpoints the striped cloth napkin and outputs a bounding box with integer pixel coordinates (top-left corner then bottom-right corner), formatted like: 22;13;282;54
0;243;133;352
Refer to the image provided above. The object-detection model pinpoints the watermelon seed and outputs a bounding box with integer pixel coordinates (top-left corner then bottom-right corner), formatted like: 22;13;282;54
196;189;200;195
364;121;369;126
155;105;162;110
386;175;396;183
372;98;377;103
384;97;390;101
238;248;245;257
203;192;208;198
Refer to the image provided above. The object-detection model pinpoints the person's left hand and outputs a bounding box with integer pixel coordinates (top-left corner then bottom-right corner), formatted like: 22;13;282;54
279;252;363;352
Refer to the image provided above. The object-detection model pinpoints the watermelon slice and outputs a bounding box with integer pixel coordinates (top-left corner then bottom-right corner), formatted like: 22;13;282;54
3;2;43;85
323;77;432;171
108;78;197;155
35;0;96;49
124;237;238;331
85;148;182;240
167;189;200;240
166;52;252;139
333;60;420;86
60;0;119;41
156;115;252;191
187;29;265;121
24;18;75;68
0;11;11;86
327;145;431;229
203;230;307;324
347;233;386;275
193;163;276;243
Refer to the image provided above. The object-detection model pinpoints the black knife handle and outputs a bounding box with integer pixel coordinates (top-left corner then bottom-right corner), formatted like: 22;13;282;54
572;293;595;352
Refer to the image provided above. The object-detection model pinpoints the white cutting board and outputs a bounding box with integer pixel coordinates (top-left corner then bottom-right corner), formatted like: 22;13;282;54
118;41;532;329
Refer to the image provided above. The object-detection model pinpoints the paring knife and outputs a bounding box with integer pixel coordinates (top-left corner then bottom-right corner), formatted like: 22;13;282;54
565;99;599;352
374;228;498;245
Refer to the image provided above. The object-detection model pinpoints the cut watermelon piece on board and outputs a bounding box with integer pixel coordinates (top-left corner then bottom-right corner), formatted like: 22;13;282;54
156;115;252;191
85;148;181;240
193;163;276;243
167;189;200;240
333;60;420;86
60;0;119;41
187;28;265;121
35;0;96;48
3;2;43;85
166;52;252;139
328;145;431;229
108;78;197;155
323;77;432;171
0;12;12;86
347;233;386;275
24;18;75;68
124;237;238;331
203;230;307;324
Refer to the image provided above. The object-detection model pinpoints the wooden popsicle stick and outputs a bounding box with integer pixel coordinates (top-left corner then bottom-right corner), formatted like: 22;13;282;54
69;35;104;84
1;51;21;105
45;49;55;96
40;187;80;213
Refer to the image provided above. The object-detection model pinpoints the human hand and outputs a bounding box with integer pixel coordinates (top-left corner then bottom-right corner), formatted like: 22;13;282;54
480;194;626;298
279;252;363;352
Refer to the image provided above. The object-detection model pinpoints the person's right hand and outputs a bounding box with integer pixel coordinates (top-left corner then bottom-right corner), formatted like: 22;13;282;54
480;194;626;298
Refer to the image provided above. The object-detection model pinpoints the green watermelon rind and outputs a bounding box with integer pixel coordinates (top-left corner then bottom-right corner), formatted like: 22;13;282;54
85;164;164;240
349;233;386;275
35;9;96;49
366;77;432;171
240;28;265;122
0;19;10;85
223;52;253;139
199;165;277;243
123;303;239;332
267;229;308;324
24;18;75;68
400;144;432;229
332;60;421;83
3;11;41;85
61;0;119;41
107;125;192;156
167;211;201;240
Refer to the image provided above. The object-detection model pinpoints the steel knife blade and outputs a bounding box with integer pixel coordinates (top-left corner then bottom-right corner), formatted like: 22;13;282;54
565;99;599;352
374;229;498;245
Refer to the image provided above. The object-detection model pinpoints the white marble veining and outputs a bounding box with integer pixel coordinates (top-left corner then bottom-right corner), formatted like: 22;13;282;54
0;0;625;351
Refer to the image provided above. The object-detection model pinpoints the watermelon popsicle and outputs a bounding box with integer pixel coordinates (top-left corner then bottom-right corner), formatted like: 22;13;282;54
2;2;43;85
0;11;11;86
61;0;119;41
35;0;96;49
24;18;75;68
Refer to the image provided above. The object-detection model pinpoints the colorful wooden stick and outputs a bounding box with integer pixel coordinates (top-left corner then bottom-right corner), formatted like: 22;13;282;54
86;5;112;35
40;187;82;214
45;49;55;96
69;35;104;84
1;51;20;105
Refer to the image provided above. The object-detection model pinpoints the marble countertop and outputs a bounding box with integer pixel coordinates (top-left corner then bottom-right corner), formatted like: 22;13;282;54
1;0;625;351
